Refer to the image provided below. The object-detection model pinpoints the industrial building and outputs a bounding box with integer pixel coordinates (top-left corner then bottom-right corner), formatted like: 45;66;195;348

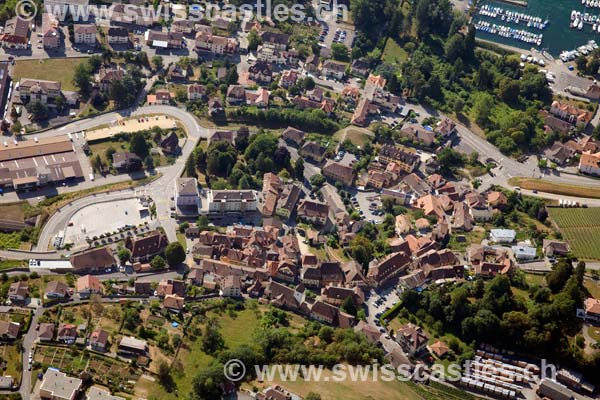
0;136;84;191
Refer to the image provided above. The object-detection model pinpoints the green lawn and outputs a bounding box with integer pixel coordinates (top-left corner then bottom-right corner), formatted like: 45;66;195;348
0;232;23;250
13;58;88;92
382;37;409;64
2;344;22;383
176;233;187;252
584;279;600;300
548;208;600;260
447;229;486;251
247;371;424;400
588;326;600;342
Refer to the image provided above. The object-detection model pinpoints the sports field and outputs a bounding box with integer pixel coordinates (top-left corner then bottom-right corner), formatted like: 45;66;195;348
548;207;600;260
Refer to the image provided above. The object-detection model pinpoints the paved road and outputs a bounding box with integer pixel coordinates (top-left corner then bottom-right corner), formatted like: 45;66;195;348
32;105;207;250
407;103;600;197
20;307;44;398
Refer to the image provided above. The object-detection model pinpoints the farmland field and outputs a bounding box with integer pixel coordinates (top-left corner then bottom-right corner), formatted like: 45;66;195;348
548;208;600;260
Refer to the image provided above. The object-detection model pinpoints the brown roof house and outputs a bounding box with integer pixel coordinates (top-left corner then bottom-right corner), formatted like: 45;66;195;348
45;280;70;300
299;141;327;162
57;324;78;344
282;127;305;147
367;251;411;288
112;152;142;172
322;160;355;186
125;231;169;262
160;131;180;155
543;239;570;257
297;199;329;225
396;323;428;356
42;13;61;50
76;275;103;299
8;281;28;303
0;17;29;49
88;329;109;352
0;321;20;341
38;323;55;342
162;294;185;313
70;247;116;273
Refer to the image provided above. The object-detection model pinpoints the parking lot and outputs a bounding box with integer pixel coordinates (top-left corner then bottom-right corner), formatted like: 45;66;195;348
350;190;384;224
317;5;356;51
64;198;151;247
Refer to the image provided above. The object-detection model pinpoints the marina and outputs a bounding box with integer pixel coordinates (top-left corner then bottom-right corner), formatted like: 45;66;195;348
475;0;600;56
477;5;549;30
474;20;543;46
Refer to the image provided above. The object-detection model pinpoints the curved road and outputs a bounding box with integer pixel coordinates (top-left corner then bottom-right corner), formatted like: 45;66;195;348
33;105;208;251
24;102;600;252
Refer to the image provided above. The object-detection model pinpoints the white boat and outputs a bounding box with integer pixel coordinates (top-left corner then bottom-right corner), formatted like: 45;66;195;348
572;10;577;20
579;20;584;29
594;23;597;30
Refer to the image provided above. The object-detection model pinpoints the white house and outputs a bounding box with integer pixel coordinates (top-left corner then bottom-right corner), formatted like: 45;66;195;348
207;190;258;214
511;246;536;261
174;178;200;209
490;229;516;244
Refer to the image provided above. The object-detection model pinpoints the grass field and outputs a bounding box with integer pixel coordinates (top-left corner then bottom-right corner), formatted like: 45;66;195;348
333;127;373;148
549;208;600;260
0;232;23;250
1;344;22;383
0;202;26;222
382;37;409;64
584;279;600;299
508;177;600;199
13;58;88;92
247;371;424;400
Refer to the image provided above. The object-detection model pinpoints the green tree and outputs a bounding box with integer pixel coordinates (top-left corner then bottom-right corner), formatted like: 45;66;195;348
150;255;166;270
349;235;374;269
310;174;325;188
26;101;49;121
152;55;164;70
165;242;186;266
453;98;465;115
105;146;116;163
73;63;92;97
186;152;197;178
144;155;154;170
331;43;349;61
305;393;322;400
444;34;464;62
546;259;573;293
247;29;262;51
201;320;224;354
130;132;150;159
123;307;141;331
294;158;305;180
341;296;357;317
117;248;131;264
191;363;226;400
472;92;495;126
197;215;210;231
